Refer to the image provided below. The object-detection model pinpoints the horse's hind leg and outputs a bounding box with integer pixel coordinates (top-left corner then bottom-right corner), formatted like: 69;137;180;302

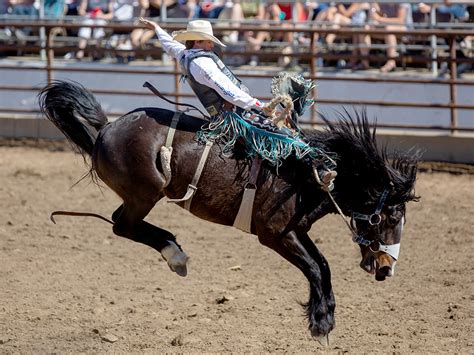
258;230;335;343
111;202;189;276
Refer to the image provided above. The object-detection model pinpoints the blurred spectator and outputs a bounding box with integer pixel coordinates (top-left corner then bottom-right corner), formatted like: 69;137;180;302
277;1;307;22
1;0;10;14
130;0;188;55
240;0;264;19
458;35;473;76
306;2;337;44
65;0;80;15
44;0;67;18
369;2;412;73
438;34;473;78
73;0;114;59
245;1;300;67
8;0;38;37
113;0;137;20
325;3;368;45
305;1;330;22
417;1;468;22
0;0;9;50
110;0;138;63
218;0;245;43
244;0;282;66
9;0;38;16
313;3;369;70
194;0;225;19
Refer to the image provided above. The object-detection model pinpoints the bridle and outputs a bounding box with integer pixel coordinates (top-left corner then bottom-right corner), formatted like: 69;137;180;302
327;188;401;261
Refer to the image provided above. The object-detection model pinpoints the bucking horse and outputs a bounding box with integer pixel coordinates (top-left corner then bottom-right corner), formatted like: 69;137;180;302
38;77;419;344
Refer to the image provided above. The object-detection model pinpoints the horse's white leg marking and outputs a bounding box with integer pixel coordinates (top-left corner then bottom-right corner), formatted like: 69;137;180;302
161;241;188;277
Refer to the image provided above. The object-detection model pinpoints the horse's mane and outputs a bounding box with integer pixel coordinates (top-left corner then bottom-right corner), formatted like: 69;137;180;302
306;108;420;206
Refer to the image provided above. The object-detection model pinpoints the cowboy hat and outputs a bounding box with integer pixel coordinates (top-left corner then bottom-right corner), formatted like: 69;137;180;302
172;20;226;47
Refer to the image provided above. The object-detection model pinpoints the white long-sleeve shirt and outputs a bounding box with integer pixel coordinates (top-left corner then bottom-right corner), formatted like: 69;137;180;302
155;26;262;110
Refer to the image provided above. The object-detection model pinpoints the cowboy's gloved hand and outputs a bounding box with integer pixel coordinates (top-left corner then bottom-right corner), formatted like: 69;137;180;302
261;102;276;118
250;100;275;118
139;17;159;30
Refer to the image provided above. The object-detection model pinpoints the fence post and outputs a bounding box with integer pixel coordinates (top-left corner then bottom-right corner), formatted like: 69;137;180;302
448;35;458;134
430;7;438;76
39;0;46;61
309;28;316;125
46;27;54;84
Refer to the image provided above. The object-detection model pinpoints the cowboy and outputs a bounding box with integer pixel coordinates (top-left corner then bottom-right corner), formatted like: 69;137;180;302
138;17;337;187
138;17;275;118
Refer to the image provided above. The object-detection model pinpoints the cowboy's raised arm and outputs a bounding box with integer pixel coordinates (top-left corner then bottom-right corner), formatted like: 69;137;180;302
138;17;185;60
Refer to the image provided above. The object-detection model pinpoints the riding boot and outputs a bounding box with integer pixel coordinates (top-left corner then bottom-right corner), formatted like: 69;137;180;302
316;168;337;191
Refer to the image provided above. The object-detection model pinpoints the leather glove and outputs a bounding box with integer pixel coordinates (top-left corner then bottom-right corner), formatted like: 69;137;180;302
262;102;276;118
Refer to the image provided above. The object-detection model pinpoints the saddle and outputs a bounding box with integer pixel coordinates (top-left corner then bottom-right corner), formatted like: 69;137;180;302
148;73;333;234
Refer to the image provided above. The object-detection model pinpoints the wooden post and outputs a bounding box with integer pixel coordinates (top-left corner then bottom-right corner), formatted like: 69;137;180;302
46;28;54;84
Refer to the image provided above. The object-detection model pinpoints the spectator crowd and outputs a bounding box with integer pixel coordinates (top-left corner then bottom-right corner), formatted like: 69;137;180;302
0;0;472;74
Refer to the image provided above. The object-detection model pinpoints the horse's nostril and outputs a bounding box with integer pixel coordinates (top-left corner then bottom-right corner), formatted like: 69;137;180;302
375;273;386;281
379;265;392;277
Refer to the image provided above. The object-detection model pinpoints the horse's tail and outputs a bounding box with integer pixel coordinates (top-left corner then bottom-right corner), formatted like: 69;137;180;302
38;80;108;157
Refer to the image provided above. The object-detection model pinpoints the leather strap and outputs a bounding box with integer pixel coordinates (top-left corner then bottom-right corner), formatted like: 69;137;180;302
143;81;209;119
247;157;262;187
167;141;214;210
165;111;182;148
232;157;262;233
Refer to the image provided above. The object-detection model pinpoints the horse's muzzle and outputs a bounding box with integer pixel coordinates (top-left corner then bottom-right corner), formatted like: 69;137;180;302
360;251;396;281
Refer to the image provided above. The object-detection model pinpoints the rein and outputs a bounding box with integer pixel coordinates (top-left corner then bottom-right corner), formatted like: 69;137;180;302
143;81;210;119
50;211;114;225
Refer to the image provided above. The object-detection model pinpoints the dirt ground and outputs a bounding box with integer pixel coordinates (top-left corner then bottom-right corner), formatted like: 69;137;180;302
0;146;473;353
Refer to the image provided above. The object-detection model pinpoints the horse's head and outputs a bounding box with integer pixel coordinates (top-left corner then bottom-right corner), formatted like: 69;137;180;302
308;110;420;281
350;166;417;281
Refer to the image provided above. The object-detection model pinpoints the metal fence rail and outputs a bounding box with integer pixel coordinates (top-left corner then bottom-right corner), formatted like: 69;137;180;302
0;20;473;133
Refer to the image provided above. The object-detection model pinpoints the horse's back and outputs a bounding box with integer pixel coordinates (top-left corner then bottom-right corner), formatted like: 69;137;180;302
93;107;206;198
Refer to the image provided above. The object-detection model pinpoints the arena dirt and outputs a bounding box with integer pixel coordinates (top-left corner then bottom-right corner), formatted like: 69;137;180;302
1;146;473;353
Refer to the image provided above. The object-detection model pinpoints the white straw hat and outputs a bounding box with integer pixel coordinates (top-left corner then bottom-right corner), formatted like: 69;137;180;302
172;20;226;47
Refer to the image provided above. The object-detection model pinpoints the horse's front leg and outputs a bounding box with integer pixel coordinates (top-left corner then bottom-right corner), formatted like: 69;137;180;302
258;230;335;343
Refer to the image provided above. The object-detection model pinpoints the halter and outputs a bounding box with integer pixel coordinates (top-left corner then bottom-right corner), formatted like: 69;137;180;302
351;188;389;247
327;188;401;261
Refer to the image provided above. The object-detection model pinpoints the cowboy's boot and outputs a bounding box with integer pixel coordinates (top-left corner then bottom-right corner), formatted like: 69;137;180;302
318;169;337;191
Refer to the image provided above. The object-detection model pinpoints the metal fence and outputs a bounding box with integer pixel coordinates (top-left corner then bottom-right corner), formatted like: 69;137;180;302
0;19;473;133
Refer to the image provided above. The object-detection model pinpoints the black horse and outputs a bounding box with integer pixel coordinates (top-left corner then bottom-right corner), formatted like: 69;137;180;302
39;80;419;343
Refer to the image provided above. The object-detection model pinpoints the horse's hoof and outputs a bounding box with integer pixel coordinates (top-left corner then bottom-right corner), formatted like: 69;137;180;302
161;243;189;277
172;264;188;277
313;333;329;347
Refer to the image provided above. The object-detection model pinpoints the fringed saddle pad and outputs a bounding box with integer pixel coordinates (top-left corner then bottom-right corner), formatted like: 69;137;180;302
271;72;316;118
196;111;327;167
